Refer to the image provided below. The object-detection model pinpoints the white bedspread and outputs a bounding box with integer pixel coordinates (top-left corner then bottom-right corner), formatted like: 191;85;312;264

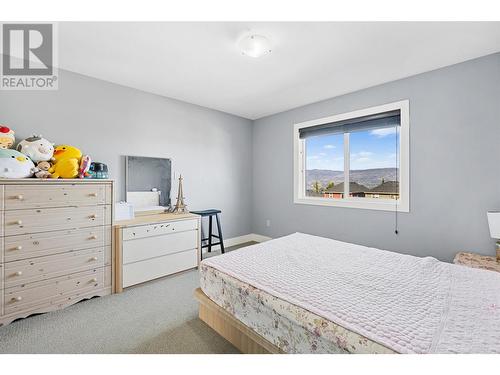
201;233;500;353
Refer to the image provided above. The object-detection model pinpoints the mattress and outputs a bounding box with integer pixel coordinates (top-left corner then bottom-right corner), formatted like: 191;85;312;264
200;233;500;354
200;261;395;353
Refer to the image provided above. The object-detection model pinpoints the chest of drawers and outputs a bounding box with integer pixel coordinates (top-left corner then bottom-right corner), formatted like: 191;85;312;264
0;179;114;327
115;213;200;291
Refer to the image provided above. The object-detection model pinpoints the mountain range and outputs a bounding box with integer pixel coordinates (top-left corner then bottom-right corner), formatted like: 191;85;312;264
306;168;398;189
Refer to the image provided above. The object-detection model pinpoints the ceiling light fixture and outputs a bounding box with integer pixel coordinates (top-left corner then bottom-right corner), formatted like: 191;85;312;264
238;34;272;58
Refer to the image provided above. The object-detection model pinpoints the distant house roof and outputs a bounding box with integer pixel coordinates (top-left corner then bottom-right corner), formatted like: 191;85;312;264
369;180;399;194
324;182;369;193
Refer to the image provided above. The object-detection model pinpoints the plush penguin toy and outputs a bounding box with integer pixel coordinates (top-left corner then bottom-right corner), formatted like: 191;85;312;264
0;149;35;178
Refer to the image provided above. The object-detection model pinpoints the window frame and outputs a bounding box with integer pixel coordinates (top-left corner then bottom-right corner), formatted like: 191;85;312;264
293;100;409;212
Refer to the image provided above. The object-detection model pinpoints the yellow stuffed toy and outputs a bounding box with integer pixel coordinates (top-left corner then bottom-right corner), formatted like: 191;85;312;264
49;145;82;178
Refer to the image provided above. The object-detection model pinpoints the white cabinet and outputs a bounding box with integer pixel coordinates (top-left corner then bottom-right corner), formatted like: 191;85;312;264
115;213;200;291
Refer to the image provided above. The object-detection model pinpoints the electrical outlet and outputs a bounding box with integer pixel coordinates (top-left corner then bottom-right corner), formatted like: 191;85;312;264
266;219;271;227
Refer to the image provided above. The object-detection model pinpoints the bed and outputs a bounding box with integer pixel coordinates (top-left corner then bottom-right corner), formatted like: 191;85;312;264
196;233;500;354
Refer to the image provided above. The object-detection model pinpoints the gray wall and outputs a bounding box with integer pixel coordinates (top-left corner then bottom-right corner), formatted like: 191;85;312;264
0;69;253;239
2;54;499;261
252;53;500;262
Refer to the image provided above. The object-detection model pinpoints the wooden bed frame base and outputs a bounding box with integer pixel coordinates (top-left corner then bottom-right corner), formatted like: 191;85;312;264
194;288;283;354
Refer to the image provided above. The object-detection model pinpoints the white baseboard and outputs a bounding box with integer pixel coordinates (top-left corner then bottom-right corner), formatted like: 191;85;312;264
249;233;272;243
204;233;272;252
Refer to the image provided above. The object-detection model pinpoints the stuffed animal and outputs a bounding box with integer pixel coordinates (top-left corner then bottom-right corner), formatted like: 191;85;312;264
0;126;15;150
33;160;52;178
78;155;91;179
49;144;82;179
17;135;54;163
0;149;35;178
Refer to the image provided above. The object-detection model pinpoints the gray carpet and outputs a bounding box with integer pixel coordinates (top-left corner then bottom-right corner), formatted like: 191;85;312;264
0;242;257;354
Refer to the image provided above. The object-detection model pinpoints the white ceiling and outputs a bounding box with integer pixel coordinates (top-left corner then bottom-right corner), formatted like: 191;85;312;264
59;22;500;119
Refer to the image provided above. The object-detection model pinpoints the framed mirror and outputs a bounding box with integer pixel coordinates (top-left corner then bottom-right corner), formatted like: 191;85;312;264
125;156;172;211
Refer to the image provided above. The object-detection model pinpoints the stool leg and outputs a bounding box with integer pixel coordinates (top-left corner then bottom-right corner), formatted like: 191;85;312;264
200;218;206;244
216;213;225;254
200;218;206;261
208;215;213;253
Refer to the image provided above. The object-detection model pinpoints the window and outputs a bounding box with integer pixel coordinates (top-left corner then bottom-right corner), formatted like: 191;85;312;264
294;100;409;212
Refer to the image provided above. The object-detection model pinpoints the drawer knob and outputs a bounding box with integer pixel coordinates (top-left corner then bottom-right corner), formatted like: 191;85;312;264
15;195;24;200
13;220;22;225
10;245;23;251
89;278;98;283
89;257;98;261
89;214;97;219
11;296;22;302
14;271;23;276
89;193;98;197
89;235;98;240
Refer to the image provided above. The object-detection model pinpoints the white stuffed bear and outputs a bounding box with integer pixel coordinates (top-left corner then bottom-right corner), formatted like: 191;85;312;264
17;135;54;163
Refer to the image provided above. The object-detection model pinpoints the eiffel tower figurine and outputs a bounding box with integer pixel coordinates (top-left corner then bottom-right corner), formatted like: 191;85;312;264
171;174;188;214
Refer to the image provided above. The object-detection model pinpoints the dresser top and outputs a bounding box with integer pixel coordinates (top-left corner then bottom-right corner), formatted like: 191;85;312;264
0;178;114;185
454;252;500;273
114;212;199;228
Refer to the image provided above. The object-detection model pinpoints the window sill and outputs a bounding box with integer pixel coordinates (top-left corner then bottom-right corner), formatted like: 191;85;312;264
294;197;409;212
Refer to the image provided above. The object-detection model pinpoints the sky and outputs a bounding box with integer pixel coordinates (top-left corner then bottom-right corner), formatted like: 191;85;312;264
305;127;398;171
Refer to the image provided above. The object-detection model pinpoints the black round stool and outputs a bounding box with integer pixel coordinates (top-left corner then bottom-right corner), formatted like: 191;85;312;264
190;209;225;260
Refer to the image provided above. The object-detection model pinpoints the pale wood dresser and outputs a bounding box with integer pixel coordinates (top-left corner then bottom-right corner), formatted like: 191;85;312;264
0;179;114;327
